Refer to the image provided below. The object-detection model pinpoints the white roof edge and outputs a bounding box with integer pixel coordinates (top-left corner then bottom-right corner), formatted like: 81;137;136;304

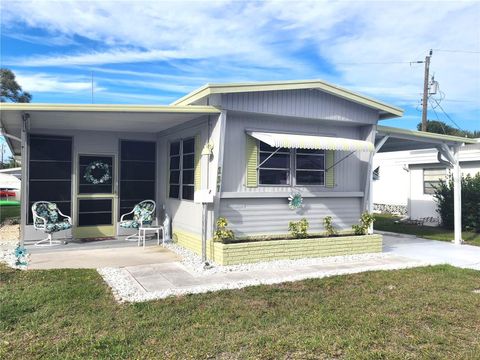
171;79;403;119
0;103;221;113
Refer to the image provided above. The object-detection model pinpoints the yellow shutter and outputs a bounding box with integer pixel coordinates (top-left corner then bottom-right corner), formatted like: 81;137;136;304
194;134;201;191
325;150;335;188
245;135;258;187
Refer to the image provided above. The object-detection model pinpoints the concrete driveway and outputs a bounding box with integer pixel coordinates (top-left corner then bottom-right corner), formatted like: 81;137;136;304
382;234;480;270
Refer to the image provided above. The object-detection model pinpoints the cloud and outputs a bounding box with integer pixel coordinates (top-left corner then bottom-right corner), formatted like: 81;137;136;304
2;0;479;128
15;72;97;93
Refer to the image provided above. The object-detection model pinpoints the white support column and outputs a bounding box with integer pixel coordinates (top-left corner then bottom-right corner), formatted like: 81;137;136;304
453;145;462;245
19;114;30;246
362;127;384;234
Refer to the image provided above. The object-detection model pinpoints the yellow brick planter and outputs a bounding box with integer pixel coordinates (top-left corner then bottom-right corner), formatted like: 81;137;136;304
173;230;383;266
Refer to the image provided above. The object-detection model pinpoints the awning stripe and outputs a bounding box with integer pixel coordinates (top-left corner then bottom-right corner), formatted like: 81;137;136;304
247;131;374;152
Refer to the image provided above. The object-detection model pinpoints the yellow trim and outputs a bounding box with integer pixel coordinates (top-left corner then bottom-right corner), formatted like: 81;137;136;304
73;225;115;238
325;150;335;188
0;103;221;113
77;194;115;199
245;135;258;187
171;79;404;119
194;134;202;191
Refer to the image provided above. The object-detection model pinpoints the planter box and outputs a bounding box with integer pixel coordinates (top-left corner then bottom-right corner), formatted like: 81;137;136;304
173;230;383;266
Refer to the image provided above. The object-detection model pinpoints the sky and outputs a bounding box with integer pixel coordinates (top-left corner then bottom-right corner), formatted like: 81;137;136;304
1;0;479;152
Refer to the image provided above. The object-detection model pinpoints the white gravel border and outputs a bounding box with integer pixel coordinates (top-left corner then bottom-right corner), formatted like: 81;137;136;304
164;242;395;275
98;242;439;303
98;259;438;303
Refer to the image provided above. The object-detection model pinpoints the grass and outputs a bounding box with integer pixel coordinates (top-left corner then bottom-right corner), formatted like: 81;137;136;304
374;214;480;246
1;264;480;359
0;205;20;224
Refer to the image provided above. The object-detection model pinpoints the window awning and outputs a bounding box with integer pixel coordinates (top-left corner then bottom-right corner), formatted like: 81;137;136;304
247;131;375;152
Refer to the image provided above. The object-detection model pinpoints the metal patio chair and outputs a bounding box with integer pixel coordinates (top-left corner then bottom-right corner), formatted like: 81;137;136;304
31;201;72;246
119;200;156;242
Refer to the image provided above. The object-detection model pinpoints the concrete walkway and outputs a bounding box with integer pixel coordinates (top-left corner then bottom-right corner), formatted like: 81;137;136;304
122;254;422;293
383;234;480;270
20;233;480;302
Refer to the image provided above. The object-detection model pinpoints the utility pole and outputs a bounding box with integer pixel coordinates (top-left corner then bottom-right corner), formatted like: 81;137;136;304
421;49;433;131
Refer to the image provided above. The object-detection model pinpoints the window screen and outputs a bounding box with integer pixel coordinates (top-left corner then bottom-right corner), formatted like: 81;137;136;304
119;140;156;218
256;140;327;186
169;137;195;200
258;142;290;185
28;134;72;224
295;148;325;185
424;168;446;194
78;198;113;226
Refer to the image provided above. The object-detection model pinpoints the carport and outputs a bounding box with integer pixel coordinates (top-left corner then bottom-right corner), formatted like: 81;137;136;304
370;125;477;245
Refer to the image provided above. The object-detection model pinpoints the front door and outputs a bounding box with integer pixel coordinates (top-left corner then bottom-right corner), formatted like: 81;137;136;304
74;154;116;238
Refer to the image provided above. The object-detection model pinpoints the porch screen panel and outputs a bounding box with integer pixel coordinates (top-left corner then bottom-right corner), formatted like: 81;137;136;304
28;134;72;224
119;140;156;218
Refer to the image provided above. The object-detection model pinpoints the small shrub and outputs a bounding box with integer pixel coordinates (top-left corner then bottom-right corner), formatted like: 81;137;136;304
434;173;480;232
213;217;235;242
323;216;337;236
352;212;375;235
288;218;309;239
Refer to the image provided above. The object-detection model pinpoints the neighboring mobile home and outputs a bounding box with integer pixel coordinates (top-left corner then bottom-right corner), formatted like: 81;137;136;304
0;80;474;262
373;140;480;224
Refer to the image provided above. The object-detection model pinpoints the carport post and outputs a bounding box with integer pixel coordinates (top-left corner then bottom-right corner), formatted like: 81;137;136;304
453;145;462;245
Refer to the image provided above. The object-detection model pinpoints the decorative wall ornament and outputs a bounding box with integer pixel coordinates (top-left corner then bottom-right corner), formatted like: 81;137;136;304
84;161;111;185
288;192;303;210
14;245;29;267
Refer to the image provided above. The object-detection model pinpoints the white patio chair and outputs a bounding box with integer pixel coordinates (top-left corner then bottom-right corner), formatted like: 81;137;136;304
32;201;72;246
119;200;156;242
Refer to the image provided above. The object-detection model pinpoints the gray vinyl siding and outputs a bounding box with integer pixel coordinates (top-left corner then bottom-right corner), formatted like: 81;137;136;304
221;113;370;193
221;89;379;124
220;197;361;236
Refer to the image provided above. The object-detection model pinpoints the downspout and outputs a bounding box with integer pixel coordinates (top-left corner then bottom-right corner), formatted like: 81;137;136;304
436;148;453;168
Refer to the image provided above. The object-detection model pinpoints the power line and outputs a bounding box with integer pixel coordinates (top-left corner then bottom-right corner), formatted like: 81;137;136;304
431;97;463;131
428;98;447;135
336;61;413;65
432;48;480;54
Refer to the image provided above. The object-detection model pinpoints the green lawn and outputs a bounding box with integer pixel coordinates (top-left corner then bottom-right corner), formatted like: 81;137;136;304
374;214;480;246
1;264;480;359
0;204;20;224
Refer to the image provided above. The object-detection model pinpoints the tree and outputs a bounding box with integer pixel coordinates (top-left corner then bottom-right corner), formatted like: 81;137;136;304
1;68;32;103
417;120;479;139
434;173;480;232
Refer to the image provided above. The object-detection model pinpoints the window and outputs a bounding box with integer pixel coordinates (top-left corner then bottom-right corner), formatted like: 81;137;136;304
257;141;326;186
295;148;325;185
169;137;195;200
120;140;156;217
79;155;113;194
424;168;446;194
28;134;72;224
258;142;290;185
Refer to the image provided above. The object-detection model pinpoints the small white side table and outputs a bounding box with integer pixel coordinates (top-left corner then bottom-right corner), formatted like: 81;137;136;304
139;225;164;248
